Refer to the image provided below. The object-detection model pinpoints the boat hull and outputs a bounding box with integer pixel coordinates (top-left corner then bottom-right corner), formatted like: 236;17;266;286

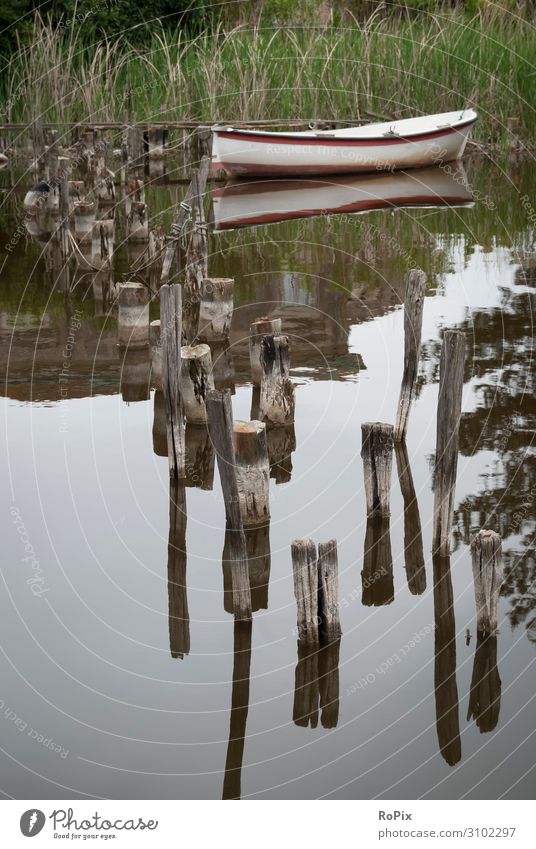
212;111;477;178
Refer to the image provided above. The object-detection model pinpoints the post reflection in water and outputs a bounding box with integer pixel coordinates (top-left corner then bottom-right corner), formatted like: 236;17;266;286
184;423;215;490
361;517;394;606
119;346;151;403
167;480;190;660
250;386;295;482
433;554;461;766
222;524;271;613
395;442;426;595
467;635;502;733
222;620;253;800
293;640;341;729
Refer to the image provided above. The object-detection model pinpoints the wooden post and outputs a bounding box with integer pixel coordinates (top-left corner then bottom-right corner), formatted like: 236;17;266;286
259;334;295;426
197;278;234;342
160;157;210;288
432;554;461;765
318;540;341;642
180;343;214;424
233;420;270;527
395;442;426;594
117;282;149;349
361;518;394;606
168;480;190;659
291;539;319;644
148;128;165;159
150;320;162;390
127;201;149;242
196;125;212;159
249;317;282;385
184;424;215;490
470;529;503;636
394;269;427;441
432;329;465;556
222;620;252;800
361;422;394;517
58;158;70;264
205;389;252;620
160;284;185;479
185;168;208;297
128;113;143;178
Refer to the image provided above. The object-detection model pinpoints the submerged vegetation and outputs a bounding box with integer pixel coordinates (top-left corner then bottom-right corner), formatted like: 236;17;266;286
0;5;534;145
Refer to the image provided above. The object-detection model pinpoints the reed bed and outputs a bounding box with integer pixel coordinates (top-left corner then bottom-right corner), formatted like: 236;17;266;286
1;12;534;144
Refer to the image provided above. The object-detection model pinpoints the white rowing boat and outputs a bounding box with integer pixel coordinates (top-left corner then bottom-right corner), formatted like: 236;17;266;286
212;109;477;178
210;165;473;231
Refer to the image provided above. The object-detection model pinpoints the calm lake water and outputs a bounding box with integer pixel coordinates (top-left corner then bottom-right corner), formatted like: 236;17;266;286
0;153;534;800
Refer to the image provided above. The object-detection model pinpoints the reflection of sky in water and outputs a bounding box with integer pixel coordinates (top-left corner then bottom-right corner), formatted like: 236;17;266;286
0;161;535;799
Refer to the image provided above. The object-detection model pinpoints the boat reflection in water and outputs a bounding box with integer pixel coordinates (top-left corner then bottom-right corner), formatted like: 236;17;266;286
211;165;473;231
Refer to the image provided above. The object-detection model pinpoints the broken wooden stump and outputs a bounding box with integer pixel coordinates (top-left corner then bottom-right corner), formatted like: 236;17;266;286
249;317;282;385
470;529;504;636
361;517;394;606
259;334;295;426
206;389;251;620
395;442;426;595
318;540;342;643
117;281;149;349
361;422;394;517
168;479;190;659
233;420;270;528
394;269;427;442
432;329;465;556
160;283;185;479
180;343;214;424
197;278;234;342
291;539;319;644
150;320;162;390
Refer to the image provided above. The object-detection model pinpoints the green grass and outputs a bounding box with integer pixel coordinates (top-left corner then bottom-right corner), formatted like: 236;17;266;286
1;11;534;145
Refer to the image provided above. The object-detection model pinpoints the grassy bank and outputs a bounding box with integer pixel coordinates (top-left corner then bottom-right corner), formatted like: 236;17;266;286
1;11;534;145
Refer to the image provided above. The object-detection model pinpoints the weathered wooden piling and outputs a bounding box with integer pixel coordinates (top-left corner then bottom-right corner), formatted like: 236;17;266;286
249;317;282;385
168;480;190;659
73;200;95;245
197;278;234;342
233;420;270;527
160;283;185;479
318;540;341;642
432;553;461;765
395;442;426;595
361;422;394;517
205;389;252;620
432;329;466;556
117;282;149;349
394;269;427;441
222;620;252;800
148;127;165;159
196;125;212;159
291;539;319;644
149;320;162;390
127;201;149;242
259;334;295;426
180;343;214;424
470;529;504;636
361;518;394;606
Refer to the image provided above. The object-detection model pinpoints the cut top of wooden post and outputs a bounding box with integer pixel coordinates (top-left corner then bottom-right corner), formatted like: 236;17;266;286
361;422;394;516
